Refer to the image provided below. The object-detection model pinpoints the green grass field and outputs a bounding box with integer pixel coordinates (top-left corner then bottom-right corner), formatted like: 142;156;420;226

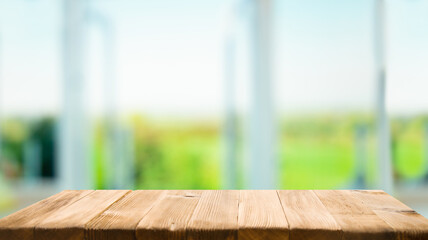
123;114;427;189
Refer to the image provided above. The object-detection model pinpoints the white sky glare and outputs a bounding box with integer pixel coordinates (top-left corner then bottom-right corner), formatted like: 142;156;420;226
0;0;428;116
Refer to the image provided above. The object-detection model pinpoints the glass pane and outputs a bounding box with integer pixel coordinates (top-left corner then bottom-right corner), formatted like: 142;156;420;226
274;0;377;189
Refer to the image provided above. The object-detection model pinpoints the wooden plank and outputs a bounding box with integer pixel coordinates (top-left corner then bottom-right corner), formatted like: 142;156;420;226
187;190;239;240
2;189;427;240
34;190;130;240
136;190;202;240
315;190;395;240
350;190;428;240
277;190;341;240
238;190;289;240
86;190;165;240
0;190;93;240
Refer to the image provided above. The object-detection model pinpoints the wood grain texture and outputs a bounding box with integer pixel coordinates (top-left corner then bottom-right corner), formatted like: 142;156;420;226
0;190;92;240
315;190;395;240
1;190;428;240
187;190;239;240
238;190;289;240
34;190;130;240
86;190;165;240
278;190;341;240
350;190;428;240
136;190;202;240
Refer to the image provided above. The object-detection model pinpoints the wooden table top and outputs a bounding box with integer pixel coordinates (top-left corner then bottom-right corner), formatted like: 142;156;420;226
0;190;427;240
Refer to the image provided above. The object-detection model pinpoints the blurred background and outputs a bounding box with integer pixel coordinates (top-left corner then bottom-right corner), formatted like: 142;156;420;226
1;0;428;217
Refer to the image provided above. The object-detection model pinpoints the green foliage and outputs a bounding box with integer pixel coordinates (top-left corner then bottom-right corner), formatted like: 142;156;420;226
391;117;426;179
130;116;221;189
1;113;427;189
0;119;29;178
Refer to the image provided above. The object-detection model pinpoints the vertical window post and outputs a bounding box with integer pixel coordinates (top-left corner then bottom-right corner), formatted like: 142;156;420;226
59;0;90;190
248;0;276;189
374;0;393;193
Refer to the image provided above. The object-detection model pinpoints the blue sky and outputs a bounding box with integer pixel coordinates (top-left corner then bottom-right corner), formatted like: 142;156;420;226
0;0;428;116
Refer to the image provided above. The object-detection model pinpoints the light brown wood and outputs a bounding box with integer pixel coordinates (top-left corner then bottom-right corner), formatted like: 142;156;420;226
187;190;239;240
238;190;289;240
350;190;428;240
278;190;341;240
1;190;427;240
34;190;129;240
315;190;395;240
136;190;202;240
0;190;92;240
86;190;165;240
